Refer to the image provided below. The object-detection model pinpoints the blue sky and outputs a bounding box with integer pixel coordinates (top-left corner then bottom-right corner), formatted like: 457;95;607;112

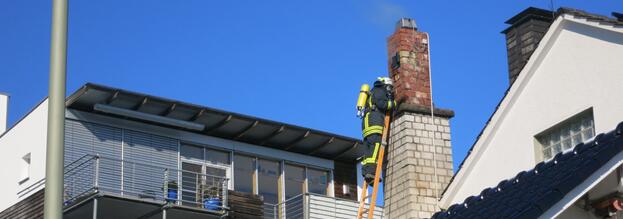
1;0;621;205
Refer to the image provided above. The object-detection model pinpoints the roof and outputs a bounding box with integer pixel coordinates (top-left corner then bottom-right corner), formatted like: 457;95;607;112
505;7;555;25
558;7;623;27
432;121;623;219
66;83;363;162
502;7;623;33
441;7;623;202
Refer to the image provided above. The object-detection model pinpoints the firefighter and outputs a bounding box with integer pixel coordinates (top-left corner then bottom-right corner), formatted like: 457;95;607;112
359;77;396;184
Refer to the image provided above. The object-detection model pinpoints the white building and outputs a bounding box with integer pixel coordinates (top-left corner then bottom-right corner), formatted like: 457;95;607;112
0;84;384;218
435;7;623;219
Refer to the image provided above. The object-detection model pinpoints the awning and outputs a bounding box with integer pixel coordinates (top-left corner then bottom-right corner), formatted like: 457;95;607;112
66;83;363;162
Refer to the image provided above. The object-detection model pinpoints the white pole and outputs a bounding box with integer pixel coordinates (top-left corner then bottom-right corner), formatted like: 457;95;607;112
424;33;440;201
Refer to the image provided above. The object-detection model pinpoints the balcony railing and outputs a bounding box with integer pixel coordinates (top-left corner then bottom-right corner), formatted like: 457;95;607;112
63;155;229;213
264;193;384;219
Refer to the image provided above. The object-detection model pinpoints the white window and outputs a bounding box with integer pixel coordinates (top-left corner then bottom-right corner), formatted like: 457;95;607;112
179;144;232;206
537;110;595;160
19;153;31;184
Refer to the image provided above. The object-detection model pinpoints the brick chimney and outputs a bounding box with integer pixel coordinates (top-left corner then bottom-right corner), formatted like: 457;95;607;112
387;18;432;107
384;18;455;219
502;7;555;85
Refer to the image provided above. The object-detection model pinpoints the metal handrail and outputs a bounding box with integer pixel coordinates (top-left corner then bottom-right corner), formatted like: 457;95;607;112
63;155;229;213
264;193;385;219
263;193;306;219
63;154;97;174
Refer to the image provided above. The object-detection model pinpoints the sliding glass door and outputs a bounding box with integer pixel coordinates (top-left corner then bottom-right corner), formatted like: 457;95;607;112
258;159;280;205
234;154;255;194
284;164;305;200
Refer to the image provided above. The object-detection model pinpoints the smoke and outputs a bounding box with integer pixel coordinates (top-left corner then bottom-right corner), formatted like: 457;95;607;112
361;0;409;29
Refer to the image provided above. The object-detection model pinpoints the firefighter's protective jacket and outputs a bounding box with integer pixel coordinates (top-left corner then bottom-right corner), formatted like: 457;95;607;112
361;84;396;138
360;83;396;166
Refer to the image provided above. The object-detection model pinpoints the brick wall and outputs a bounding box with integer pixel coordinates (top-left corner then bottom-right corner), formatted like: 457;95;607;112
387;20;432;107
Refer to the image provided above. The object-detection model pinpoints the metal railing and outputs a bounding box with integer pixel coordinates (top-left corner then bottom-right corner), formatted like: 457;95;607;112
263;194;305;219
263;193;384;219
63;155;229;212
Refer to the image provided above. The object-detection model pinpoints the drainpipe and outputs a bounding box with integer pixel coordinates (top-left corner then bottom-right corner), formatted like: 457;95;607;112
44;0;68;218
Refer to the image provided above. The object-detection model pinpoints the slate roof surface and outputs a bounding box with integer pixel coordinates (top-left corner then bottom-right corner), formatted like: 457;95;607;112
432;121;623;219
441;7;623;198
558;7;623;27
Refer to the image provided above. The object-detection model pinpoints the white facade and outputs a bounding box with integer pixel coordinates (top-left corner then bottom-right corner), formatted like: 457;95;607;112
0;93;8;133
0;100;48;211
441;14;623;208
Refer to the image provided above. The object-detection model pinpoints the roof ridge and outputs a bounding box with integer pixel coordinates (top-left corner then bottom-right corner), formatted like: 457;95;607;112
558;7;623;26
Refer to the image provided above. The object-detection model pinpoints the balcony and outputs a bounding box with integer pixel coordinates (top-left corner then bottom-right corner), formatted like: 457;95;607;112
264;193;385;219
59;155;383;218
63;155;229;219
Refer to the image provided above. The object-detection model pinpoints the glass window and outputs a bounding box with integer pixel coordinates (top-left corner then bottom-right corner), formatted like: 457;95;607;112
205;166;227;178
205;148;230;166
19;153;31;184
307;168;329;195
258;159;280;204
181;144;203;161
537;111;594;160
284;164;305;199
234;155;255;194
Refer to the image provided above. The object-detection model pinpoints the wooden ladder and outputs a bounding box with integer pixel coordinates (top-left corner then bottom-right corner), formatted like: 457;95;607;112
357;112;391;219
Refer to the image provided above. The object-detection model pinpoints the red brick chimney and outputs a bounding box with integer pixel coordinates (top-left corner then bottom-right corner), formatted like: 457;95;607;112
387;18;432;107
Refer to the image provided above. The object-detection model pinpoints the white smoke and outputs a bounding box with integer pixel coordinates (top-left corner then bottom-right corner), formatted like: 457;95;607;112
362;0;409;29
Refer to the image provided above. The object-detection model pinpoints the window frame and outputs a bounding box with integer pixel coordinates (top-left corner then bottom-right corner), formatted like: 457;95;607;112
535;108;595;162
231;151;335;202
180;142;233;189
18;153;31;185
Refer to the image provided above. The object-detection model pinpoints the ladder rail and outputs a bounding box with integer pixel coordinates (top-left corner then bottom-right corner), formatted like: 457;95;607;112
356;177;369;216
357;112;391;219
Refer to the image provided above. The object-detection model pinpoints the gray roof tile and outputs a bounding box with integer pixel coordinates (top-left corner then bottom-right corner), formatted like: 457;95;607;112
433;121;623;219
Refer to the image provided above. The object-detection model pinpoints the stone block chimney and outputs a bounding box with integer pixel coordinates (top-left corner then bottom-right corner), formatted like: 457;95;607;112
502;7;555;85
384;18;455;219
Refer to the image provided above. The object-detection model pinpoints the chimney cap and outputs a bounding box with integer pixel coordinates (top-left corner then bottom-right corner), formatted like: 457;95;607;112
502;7;555;34
504;7;554;25
396;18;417;30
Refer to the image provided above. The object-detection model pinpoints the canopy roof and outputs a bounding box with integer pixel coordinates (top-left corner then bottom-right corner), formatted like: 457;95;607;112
66;83;363;162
